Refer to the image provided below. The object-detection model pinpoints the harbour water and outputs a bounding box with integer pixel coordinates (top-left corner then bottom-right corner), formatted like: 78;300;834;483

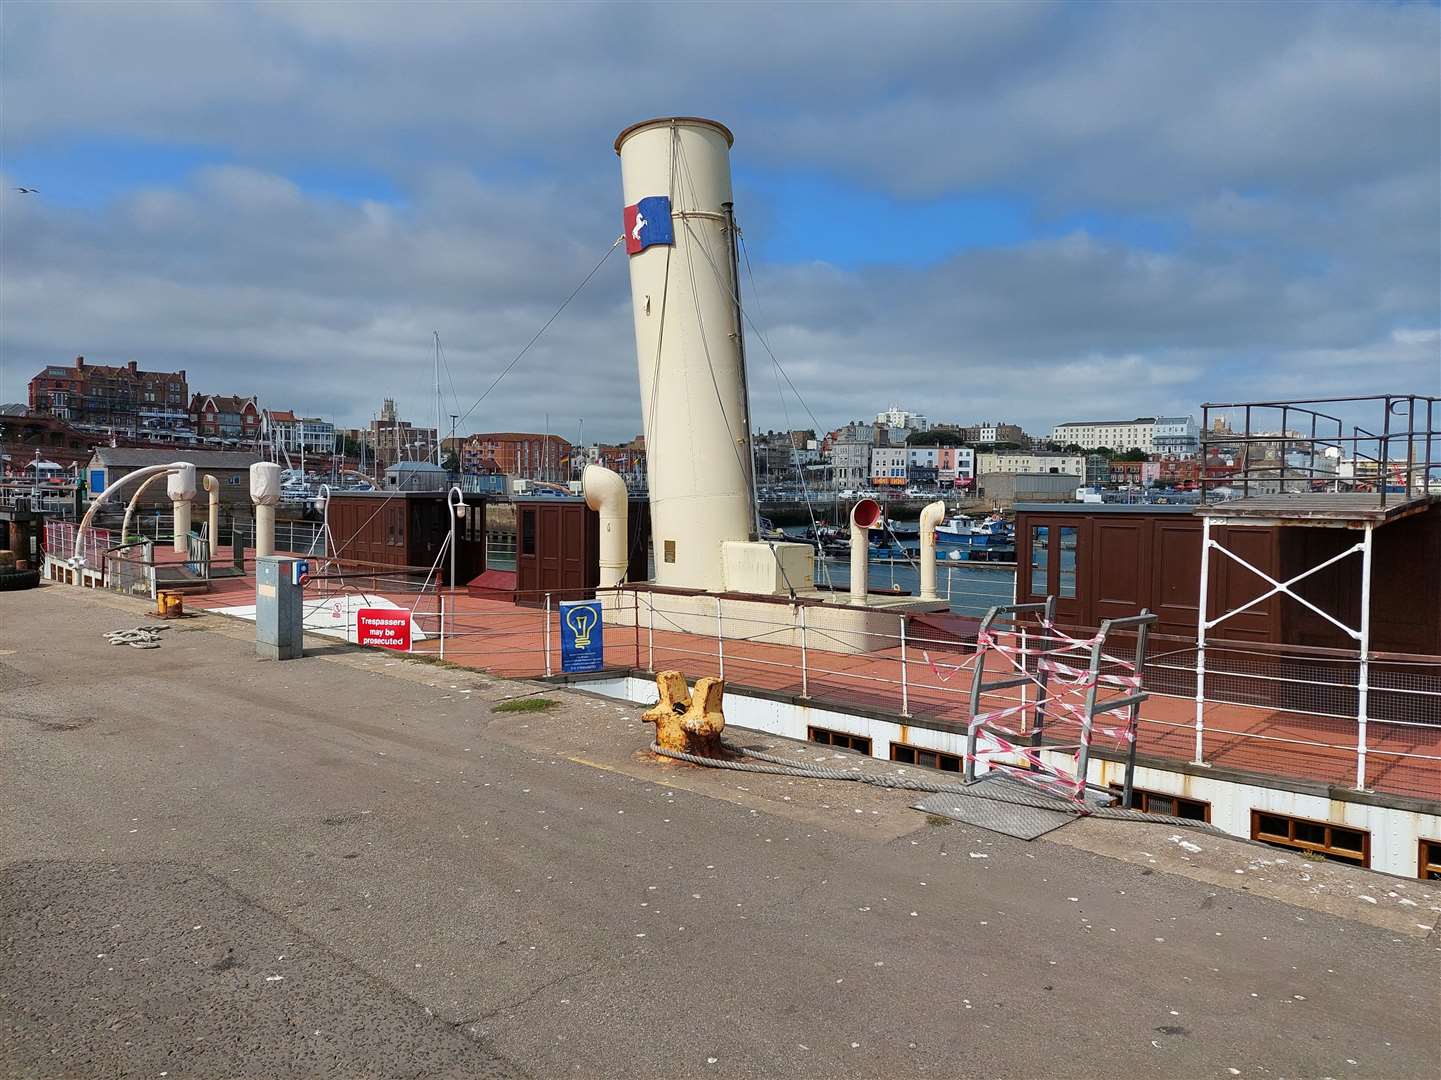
810;552;1015;618
780;524;1015;617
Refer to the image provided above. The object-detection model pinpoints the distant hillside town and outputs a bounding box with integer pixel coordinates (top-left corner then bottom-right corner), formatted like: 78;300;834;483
0;356;1384;505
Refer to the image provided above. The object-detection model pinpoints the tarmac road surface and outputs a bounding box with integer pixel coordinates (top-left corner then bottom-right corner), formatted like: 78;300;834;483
2;585;1438;1079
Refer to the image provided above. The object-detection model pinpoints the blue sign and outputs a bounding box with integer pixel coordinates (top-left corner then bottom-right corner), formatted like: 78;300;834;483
560;599;605;673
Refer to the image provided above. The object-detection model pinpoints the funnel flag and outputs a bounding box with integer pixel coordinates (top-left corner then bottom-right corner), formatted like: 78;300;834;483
623;196;674;255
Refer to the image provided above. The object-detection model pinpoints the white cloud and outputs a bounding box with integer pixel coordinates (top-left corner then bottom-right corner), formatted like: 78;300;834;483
0;2;1436;438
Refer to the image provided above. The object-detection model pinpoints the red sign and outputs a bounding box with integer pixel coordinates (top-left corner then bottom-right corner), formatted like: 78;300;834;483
356;607;412;651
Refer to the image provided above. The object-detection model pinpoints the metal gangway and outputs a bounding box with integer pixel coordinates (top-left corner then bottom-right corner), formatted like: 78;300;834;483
966;596;1157;809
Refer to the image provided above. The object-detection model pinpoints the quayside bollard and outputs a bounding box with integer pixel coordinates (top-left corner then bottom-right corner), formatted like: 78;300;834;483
641;670;727;758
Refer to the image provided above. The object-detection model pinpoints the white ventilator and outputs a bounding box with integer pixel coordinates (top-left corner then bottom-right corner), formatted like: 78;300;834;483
918;500;947;601
583;464;629;589
203;475;221;557
615;117;755;591
250;462;281;557
849;499;882;605
167;463;196;553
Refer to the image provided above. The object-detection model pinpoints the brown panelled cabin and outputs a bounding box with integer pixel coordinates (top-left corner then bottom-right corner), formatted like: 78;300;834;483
325;491;487;581
515;497;651;602
1014;499;1441;656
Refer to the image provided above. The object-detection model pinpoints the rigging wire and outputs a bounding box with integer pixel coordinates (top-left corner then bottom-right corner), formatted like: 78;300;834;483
673;139;756;522
678;216;841;586
738;234;834;587
455;235;623;430
317;235;622;570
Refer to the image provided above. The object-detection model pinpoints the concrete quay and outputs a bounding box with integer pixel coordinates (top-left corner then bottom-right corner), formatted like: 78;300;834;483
2;584;1438;1078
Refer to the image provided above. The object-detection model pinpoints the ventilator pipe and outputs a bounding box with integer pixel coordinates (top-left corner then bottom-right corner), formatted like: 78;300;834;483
121;470;174;543
849;498;882;605
583;464;629;589
918;499;946;602
251;462;282;557
202;474;221;558
167;464;196;553
72;462;192;568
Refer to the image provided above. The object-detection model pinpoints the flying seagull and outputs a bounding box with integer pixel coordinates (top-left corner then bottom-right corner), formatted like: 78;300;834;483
15;187;38;194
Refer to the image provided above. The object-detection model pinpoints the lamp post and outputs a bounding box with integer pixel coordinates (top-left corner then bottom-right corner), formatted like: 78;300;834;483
446;485;467;589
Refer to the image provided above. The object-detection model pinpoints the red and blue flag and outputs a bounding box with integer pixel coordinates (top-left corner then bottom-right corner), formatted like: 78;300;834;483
623;196;674;255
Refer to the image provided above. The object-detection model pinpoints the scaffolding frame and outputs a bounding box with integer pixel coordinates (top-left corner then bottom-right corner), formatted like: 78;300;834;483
1194;514;1376;788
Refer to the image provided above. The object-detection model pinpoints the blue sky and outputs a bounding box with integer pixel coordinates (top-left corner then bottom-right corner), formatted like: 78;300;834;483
1;1;1436;440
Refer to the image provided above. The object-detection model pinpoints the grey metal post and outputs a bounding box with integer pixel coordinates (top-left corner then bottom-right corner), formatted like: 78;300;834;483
647;591;655;672
1073;622;1108;797
716;595;725;680
1121;611;1152;810
798;604;810;698
439;593;446;661
899;614;910;718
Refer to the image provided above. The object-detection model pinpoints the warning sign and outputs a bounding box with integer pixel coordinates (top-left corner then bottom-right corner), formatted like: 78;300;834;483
356;608;412;651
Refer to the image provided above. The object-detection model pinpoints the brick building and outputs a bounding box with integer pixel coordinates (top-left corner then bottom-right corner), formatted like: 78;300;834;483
28;357;189;433
582;437;646;483
189;394;262;442
459;432;571;481
368;399;437;468
0;405;102;473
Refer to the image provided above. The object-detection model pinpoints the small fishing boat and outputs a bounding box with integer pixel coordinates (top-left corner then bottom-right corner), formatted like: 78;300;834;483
935;513;1015;561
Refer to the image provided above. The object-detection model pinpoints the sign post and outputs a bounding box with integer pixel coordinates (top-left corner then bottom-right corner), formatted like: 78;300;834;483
560;599;605;673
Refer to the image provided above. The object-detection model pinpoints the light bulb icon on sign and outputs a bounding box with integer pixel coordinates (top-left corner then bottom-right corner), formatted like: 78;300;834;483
565;604;597;649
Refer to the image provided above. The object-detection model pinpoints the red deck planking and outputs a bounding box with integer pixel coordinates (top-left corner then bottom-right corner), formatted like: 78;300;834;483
181;560;1441;803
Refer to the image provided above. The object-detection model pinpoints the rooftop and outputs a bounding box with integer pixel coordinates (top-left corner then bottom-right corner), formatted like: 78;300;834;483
1197;492;1440;526
90;447;263;469
1055;417;1156;427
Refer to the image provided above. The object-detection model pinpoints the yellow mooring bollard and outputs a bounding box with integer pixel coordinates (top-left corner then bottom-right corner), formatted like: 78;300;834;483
641;670;726;758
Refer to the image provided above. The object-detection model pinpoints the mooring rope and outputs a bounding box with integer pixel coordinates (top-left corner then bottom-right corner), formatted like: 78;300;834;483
648;738;1219;830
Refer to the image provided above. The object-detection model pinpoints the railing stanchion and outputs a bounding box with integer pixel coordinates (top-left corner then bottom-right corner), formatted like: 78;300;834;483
899;614;910;718
799;604;810;699
647;591;655;671
544;592;553;677
1193;517;1211;764
1019;627;1029;733
439;593;446;661
633;589;640;670
716;595;725;680
1355;523;1374;789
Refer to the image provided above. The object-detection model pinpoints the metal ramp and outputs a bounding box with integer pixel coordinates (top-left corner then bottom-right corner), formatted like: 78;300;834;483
911;772;1106;840
912;772;1223;840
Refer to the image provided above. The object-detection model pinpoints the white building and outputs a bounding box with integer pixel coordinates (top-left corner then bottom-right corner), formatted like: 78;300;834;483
1152;416;1200;458
268;411;337;456
1051;417;1157;453
875;405;929;432
906;446;938;471
977;451;1084;476
870;446;909;487
828;422;879;489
